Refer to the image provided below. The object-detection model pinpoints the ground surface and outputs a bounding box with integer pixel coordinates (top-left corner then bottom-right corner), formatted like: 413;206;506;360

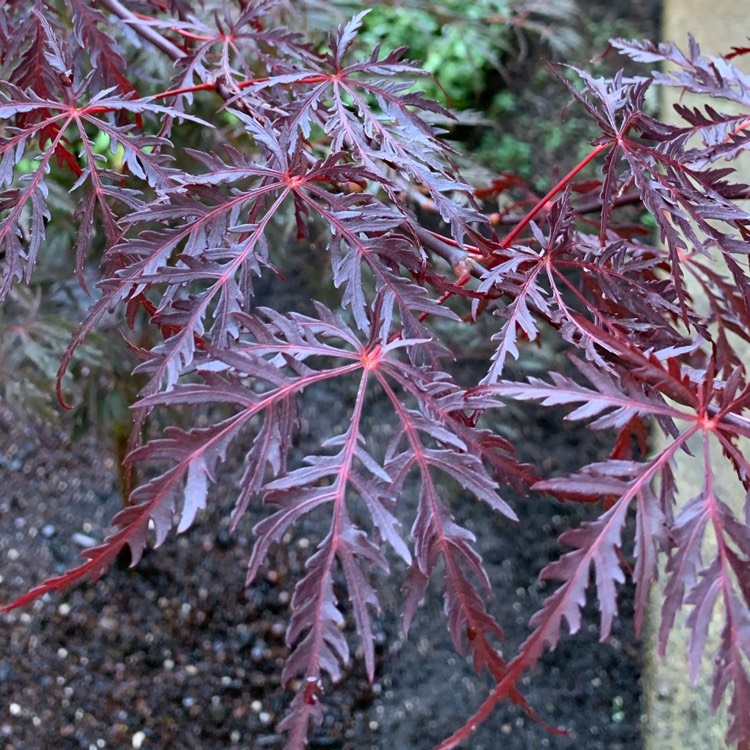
0;391;641;750
0;1;661;749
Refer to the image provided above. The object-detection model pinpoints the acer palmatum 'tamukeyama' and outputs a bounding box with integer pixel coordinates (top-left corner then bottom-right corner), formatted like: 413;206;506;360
1;2;749;748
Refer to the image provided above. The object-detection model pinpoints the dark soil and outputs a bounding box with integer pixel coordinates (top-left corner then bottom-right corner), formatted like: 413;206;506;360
0;382;640;750
0;1;661;749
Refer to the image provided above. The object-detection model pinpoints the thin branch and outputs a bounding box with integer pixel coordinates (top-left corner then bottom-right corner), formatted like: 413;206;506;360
99;0;186;61
412;225;485;280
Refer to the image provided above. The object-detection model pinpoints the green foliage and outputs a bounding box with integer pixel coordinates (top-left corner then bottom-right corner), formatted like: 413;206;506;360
356;0;578;109
358;1;515;107
354;1;587;188
0;287;108;422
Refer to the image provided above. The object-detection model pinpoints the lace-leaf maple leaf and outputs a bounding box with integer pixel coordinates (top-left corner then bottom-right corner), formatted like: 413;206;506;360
243;10;487;246
612;35;750;106
152;0;315;104
0;78;207;302
448;356;750;750
556;63;750;321
115;300;528;743
69;0;136;96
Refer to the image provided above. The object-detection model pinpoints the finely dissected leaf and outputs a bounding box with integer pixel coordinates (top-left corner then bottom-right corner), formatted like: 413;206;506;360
493;357;688;432
557;59;750;321
69;0;136;96
242;12;487;246
613;35;750;107
660;454;750;745
478;197;688;383
532;500;629;644
0;78;203;302
160;0;314;105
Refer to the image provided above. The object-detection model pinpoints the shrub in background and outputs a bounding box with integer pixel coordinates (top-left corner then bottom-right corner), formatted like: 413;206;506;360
1;2;749;749
356;0;577;108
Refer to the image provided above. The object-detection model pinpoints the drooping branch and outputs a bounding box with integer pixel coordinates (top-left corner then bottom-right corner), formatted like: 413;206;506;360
99;0;187;61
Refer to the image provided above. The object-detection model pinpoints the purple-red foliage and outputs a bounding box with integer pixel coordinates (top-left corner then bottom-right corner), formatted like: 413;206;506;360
1;2;749;748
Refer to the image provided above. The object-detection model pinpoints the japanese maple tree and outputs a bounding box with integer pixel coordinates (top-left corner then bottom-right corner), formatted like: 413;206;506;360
1;2;749;749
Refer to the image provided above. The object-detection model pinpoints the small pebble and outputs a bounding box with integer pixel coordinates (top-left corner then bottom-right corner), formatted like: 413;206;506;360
132;731;146;749
71;532;97;548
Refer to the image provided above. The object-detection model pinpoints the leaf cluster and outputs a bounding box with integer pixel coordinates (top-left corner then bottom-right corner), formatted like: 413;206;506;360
1;4;749;749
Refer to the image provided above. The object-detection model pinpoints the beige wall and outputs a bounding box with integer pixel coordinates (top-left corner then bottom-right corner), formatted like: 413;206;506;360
663;0;750;64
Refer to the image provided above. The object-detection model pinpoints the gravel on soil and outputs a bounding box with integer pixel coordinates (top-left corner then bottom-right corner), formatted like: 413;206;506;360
0;384;641;750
